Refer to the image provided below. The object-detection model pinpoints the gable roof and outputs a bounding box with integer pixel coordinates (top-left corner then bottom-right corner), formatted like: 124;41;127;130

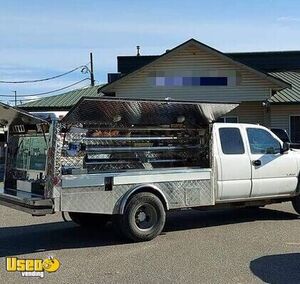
268;71;300;104
20;85;103;111
99;38;290;94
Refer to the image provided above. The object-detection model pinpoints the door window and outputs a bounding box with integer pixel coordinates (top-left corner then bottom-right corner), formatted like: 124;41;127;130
219;128;245;154
247;128;281;154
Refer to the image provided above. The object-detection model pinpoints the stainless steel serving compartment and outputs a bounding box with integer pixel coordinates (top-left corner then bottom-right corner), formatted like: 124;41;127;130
56;98;238;214
60;98;238;173
0;103;54;215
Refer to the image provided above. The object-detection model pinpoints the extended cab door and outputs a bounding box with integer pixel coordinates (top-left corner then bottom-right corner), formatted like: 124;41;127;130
245;126;298;197
214;124;252;200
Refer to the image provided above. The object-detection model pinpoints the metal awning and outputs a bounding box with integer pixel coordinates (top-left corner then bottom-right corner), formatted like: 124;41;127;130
0;102;48;127
62;98;239;127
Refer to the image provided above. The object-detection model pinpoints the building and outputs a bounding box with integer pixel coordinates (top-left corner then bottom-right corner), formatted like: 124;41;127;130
99;39;300;142
20;85;102;112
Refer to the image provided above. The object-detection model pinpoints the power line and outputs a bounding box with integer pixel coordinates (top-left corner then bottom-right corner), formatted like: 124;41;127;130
0;78;90;99
18;83;93;102
0;64;88;84
21;78;90;97
19;82;92;102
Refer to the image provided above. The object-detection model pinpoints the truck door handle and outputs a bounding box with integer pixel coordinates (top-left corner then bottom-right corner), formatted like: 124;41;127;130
252;160;261;166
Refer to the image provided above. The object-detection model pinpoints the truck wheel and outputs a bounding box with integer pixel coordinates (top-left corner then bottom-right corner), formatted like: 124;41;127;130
69;212;110;228
119;192;166;242
292;195;300;214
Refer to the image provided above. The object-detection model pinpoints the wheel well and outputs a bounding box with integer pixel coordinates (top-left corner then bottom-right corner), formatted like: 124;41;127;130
119;185;169;214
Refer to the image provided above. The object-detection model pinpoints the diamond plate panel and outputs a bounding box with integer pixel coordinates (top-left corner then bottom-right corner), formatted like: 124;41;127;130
157;179;213;208
61;185;130;214
62;98;238;126
45;121;63;198
60;179;213;214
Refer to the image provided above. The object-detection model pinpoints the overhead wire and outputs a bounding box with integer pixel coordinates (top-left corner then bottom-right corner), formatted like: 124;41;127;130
18;82;93;102
6;80;92;104
0;64;89;84
0;78;90;100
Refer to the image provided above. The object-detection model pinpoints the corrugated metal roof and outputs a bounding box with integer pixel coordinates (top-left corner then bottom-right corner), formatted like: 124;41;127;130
269;72;300;103
20;85;103;110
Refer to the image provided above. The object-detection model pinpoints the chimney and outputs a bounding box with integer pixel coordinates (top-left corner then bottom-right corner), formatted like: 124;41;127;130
136;45;141;56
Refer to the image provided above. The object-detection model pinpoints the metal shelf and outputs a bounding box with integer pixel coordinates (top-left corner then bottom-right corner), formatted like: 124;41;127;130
81;136;178;141
85;145;201;153
78;126;200;131
85;158;187;165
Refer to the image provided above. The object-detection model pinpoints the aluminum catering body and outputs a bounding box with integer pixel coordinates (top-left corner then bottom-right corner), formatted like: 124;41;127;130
0;97;238;241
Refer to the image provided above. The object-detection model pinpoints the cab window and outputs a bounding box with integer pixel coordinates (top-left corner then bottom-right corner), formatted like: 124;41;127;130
219;128;245;154
247;128;281;154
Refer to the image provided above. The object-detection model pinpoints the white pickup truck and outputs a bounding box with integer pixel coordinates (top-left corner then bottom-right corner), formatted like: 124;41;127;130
0;98;300;242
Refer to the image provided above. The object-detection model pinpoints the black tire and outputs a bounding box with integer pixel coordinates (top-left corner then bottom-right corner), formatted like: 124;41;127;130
292;195;300;214
118;192;166;242
68;212;110;228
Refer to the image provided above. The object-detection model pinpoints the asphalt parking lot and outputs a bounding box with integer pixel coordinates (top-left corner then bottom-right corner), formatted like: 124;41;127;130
1;202;300;284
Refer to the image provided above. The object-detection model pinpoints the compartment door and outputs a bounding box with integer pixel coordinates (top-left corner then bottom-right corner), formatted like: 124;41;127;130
0;102;47;127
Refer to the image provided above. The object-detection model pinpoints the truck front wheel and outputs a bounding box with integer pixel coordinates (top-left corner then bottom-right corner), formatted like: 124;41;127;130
292;195;300;214
117;192;166;242
68;212;110;228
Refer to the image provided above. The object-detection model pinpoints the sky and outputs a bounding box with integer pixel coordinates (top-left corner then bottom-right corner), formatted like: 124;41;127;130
0;0;300;104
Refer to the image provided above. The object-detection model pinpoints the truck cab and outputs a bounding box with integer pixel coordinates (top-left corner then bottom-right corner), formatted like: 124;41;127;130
214;123;300;201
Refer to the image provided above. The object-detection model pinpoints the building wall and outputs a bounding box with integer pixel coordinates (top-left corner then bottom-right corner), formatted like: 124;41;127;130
227;102;268;126
112;44;278;102
270;104;300;135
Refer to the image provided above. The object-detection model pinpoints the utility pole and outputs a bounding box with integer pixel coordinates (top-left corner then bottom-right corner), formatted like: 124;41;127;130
12;91;17;106
90;52;95;86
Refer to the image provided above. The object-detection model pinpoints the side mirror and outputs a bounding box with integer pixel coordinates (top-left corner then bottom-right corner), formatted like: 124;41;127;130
281;142;290;154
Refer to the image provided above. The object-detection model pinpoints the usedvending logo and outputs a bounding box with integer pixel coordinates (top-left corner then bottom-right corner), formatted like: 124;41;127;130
6;256;60;278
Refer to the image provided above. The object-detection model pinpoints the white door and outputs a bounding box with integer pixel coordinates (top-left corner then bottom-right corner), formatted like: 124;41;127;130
246;127;298;197
216;125;252;200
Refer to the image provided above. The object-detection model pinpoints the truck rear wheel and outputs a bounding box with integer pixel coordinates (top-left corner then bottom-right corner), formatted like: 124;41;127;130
69;212;110;228
118;192;166;242
292;195;300;214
